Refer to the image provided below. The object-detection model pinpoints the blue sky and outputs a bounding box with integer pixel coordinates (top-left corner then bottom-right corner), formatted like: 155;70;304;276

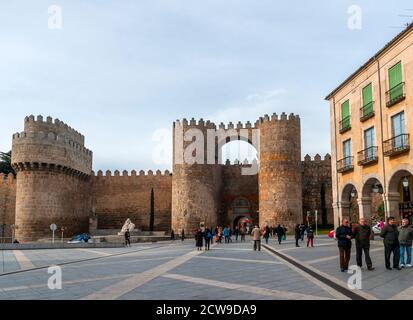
1;0;412;171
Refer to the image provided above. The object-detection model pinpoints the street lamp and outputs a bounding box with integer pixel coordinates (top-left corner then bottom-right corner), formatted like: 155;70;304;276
403;177;409;188
372;183;380;194
349;188;357;228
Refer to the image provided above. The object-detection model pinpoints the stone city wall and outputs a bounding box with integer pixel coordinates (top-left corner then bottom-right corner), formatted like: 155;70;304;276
0;174;16;239
91;170;172;231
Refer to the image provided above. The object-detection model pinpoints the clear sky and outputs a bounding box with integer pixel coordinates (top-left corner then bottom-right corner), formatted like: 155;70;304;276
1;0;412;171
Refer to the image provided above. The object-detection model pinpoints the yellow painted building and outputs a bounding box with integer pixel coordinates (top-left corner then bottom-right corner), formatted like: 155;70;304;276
326;23;413;227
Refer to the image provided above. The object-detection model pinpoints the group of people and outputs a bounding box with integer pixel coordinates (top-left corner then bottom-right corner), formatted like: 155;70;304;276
250;223;316;251
335;217;413;272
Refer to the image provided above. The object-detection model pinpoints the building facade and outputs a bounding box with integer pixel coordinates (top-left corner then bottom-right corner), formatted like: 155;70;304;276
326;23;413;227
1;113;333;241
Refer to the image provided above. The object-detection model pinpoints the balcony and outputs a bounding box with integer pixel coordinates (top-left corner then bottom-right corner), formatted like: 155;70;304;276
386;82;405;107
339;116;351;134
360;102;375;122
357;146;378;166
337;156;354;173
383;134;410;157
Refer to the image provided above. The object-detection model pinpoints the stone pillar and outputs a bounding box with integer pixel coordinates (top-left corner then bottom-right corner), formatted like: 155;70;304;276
338;201;350;222
357;197;372;224
332;202;341;229
384;192;401;222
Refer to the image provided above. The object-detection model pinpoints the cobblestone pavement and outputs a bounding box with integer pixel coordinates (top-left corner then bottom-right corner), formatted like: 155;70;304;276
0;236;412;300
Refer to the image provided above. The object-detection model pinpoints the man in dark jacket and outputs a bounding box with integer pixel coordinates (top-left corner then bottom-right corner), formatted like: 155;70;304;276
275;224;284;245
294;224;301;247
335;218;353;272
380;217;401;270
353;218;374;271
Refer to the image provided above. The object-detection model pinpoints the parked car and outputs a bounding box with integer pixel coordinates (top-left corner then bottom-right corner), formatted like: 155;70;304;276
68;233;91;243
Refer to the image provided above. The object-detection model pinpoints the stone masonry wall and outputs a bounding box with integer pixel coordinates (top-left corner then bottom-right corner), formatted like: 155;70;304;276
14;170;91;242
302;154;334;225
91;170;172;231
0;174;16;239
221;163;259;228
259;113;303;231
12;115;93;242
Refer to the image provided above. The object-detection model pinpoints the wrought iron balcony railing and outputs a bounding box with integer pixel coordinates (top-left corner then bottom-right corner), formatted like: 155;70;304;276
339;116;351;134
383;134;410;157
360;102;374;122
337;156;354;173
357;146;378;166
386;82;406;107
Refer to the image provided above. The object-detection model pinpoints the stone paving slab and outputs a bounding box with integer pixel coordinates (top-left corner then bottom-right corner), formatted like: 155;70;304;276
0;236;411;300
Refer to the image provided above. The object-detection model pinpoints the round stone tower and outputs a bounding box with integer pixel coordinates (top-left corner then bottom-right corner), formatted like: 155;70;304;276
171;118;222;234
258;112;302;231
11;115;93;242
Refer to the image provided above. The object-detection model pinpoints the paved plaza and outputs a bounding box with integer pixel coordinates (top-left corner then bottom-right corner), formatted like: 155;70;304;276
0;236;412;300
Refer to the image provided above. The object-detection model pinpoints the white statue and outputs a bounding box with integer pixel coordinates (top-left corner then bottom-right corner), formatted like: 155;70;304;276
118;218;135;235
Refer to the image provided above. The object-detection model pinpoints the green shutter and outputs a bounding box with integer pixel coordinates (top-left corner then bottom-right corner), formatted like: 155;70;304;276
389;62;403;101
362;83;372;106
341;100;350;119
389;62;402;89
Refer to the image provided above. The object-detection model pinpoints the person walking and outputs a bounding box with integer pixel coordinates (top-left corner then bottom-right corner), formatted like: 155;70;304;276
335;219;353;272
282;225;288;241
353;218;374;271
398;218;413;268
124;228;131;247
275;224;284;245
234;226;240;241
181;229;185;242
299;224;306;242
171;229;175;241
263;225;271;244
294;224;301;247
240;226;246;242
252;225;262;251
380;217;401;270
306;225;314;248
223;227;229;243
195;229;204;251
204;228;212;251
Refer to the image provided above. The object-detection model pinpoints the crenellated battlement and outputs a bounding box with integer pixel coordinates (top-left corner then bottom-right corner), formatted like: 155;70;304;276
12;131;92;157
24;115;85;146
12;116;93;176
258;112;300;125
222;158;258;166
174;118;217;130
0;173;16;185
93;169;172;177
302;153;332;164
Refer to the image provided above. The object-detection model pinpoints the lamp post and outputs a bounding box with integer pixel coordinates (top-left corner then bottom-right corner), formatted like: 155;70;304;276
402;177;410;221
349;188;357;229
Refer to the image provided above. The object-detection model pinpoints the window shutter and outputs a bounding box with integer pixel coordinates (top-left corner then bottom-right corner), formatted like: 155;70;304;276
341;100;350;119
389;62;402;89
362;83;372;106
